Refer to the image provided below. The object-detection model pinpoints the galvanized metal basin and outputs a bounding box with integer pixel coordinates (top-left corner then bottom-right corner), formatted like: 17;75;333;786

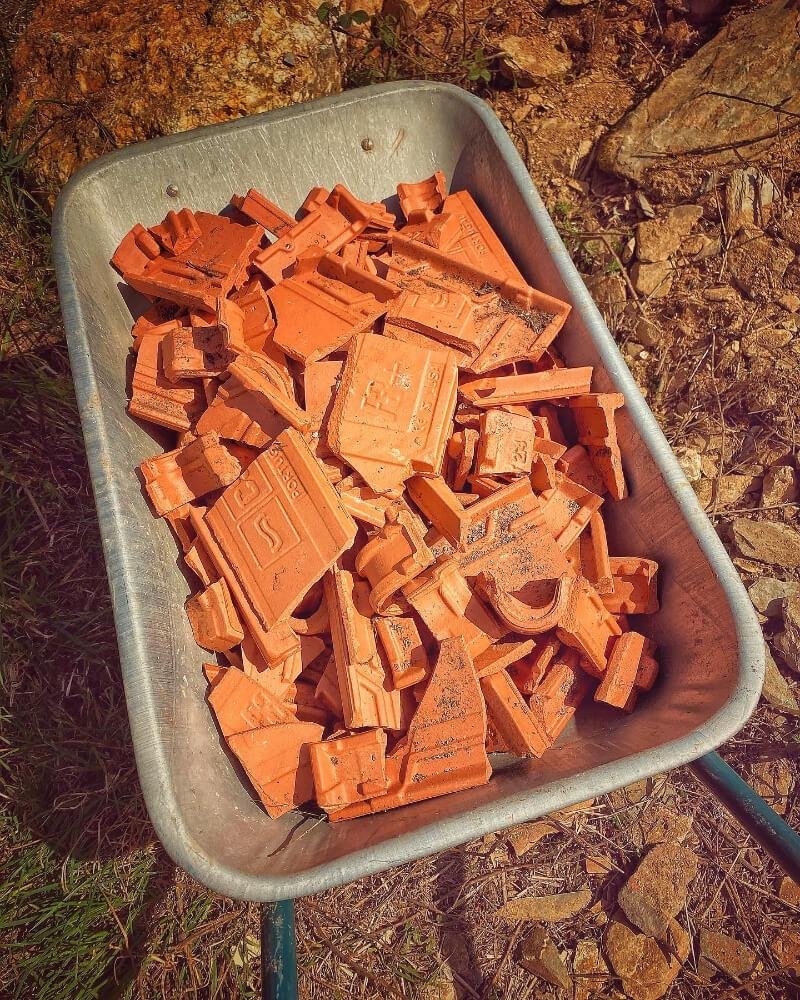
52;81;763;901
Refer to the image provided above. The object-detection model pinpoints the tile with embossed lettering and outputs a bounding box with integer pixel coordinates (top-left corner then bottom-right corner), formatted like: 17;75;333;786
328;332;458;494
199;428;357;633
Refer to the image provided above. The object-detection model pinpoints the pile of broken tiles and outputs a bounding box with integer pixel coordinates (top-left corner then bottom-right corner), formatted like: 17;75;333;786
113;172;660;822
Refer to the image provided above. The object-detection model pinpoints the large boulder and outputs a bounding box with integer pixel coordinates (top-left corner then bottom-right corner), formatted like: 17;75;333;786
7;0;342;200
597;0;800;184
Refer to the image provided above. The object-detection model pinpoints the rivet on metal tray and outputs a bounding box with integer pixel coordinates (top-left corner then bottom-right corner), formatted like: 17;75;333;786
361;138;374;152
165;184;180;198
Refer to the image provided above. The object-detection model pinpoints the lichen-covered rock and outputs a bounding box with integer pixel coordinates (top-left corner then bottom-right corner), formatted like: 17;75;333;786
597;1;800;184
7;0;342;200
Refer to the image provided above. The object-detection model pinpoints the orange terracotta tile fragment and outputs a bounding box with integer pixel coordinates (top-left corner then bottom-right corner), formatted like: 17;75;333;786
398;211;462;252
555;576;622;674
636;641;660;691
481;669;550;756
310;729;389;811
184;537;218;587
477;573;574;636
251;195;362;285
304;358;343;431
579;511;613;595
240;634;297;700
128;332;205;432
529;648;593;743
227;721;324;818
186;577;245;651
131;305;185;351
287;586;329;634
403;556;507;659
324;566;402;730
114;212;262;310
337;484;394;528
456;486;572;590
231;188;295;236
467;299;568;374
374;615;430;689
330;637;490;820
314;653;344;717
203;661;227;687
440;189;526;282
161;321;232;381
473;637;536;678
208;664;295;735
383;318;474;369
259;619;305;683
195;378;284;448
594;631;646;708
603;557;659;614
230;280;276;352
271;254;398;364
227;351;311;432
163;503;195;553
355;503;433;614
568;393;626;500
537;403;568;445
447;427;478;490
397;171;447;223
475;408;537;476
538;475;604;550
149;207;203;254
385;282;483;356
559;444;607;497
111;222;163;275
459;367;593;408
327;183;396;231
139;431;242;516
190;429;357;650
509;634;562;694
384;244;569;372
329;332;458;494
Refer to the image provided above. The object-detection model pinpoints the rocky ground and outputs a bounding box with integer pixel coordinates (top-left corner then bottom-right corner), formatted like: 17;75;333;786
1;0;799;997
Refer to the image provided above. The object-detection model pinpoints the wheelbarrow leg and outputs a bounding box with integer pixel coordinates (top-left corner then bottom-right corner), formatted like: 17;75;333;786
261;899;299;1000
691;751;800;883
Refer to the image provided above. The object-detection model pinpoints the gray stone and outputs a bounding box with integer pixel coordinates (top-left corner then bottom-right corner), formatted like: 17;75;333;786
617;844;698;940
631;261;673;298
761;466;798;506
605;918;689;1000
725;167;780;232
586;273;627;325
636;205;703;262
762;645;799;716
731;518;800;567
675;447;702;483
748;577;800;617
696;928;756;981
597;2;800;184
775;596;800;673
728;228;795;300
518;925;572;990
497;35;572;87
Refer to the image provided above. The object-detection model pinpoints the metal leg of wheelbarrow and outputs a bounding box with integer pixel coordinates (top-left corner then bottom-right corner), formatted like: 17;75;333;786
261;899;298;1000
690;750;800;884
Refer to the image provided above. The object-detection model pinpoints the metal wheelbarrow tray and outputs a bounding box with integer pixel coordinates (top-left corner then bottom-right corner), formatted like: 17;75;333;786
52;81;764;902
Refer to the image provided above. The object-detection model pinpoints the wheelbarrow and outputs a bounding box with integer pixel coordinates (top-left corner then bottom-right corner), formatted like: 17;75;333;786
51;81;800;997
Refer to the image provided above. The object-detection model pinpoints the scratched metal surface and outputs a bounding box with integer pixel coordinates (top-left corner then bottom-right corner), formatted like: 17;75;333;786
51;82;764;901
